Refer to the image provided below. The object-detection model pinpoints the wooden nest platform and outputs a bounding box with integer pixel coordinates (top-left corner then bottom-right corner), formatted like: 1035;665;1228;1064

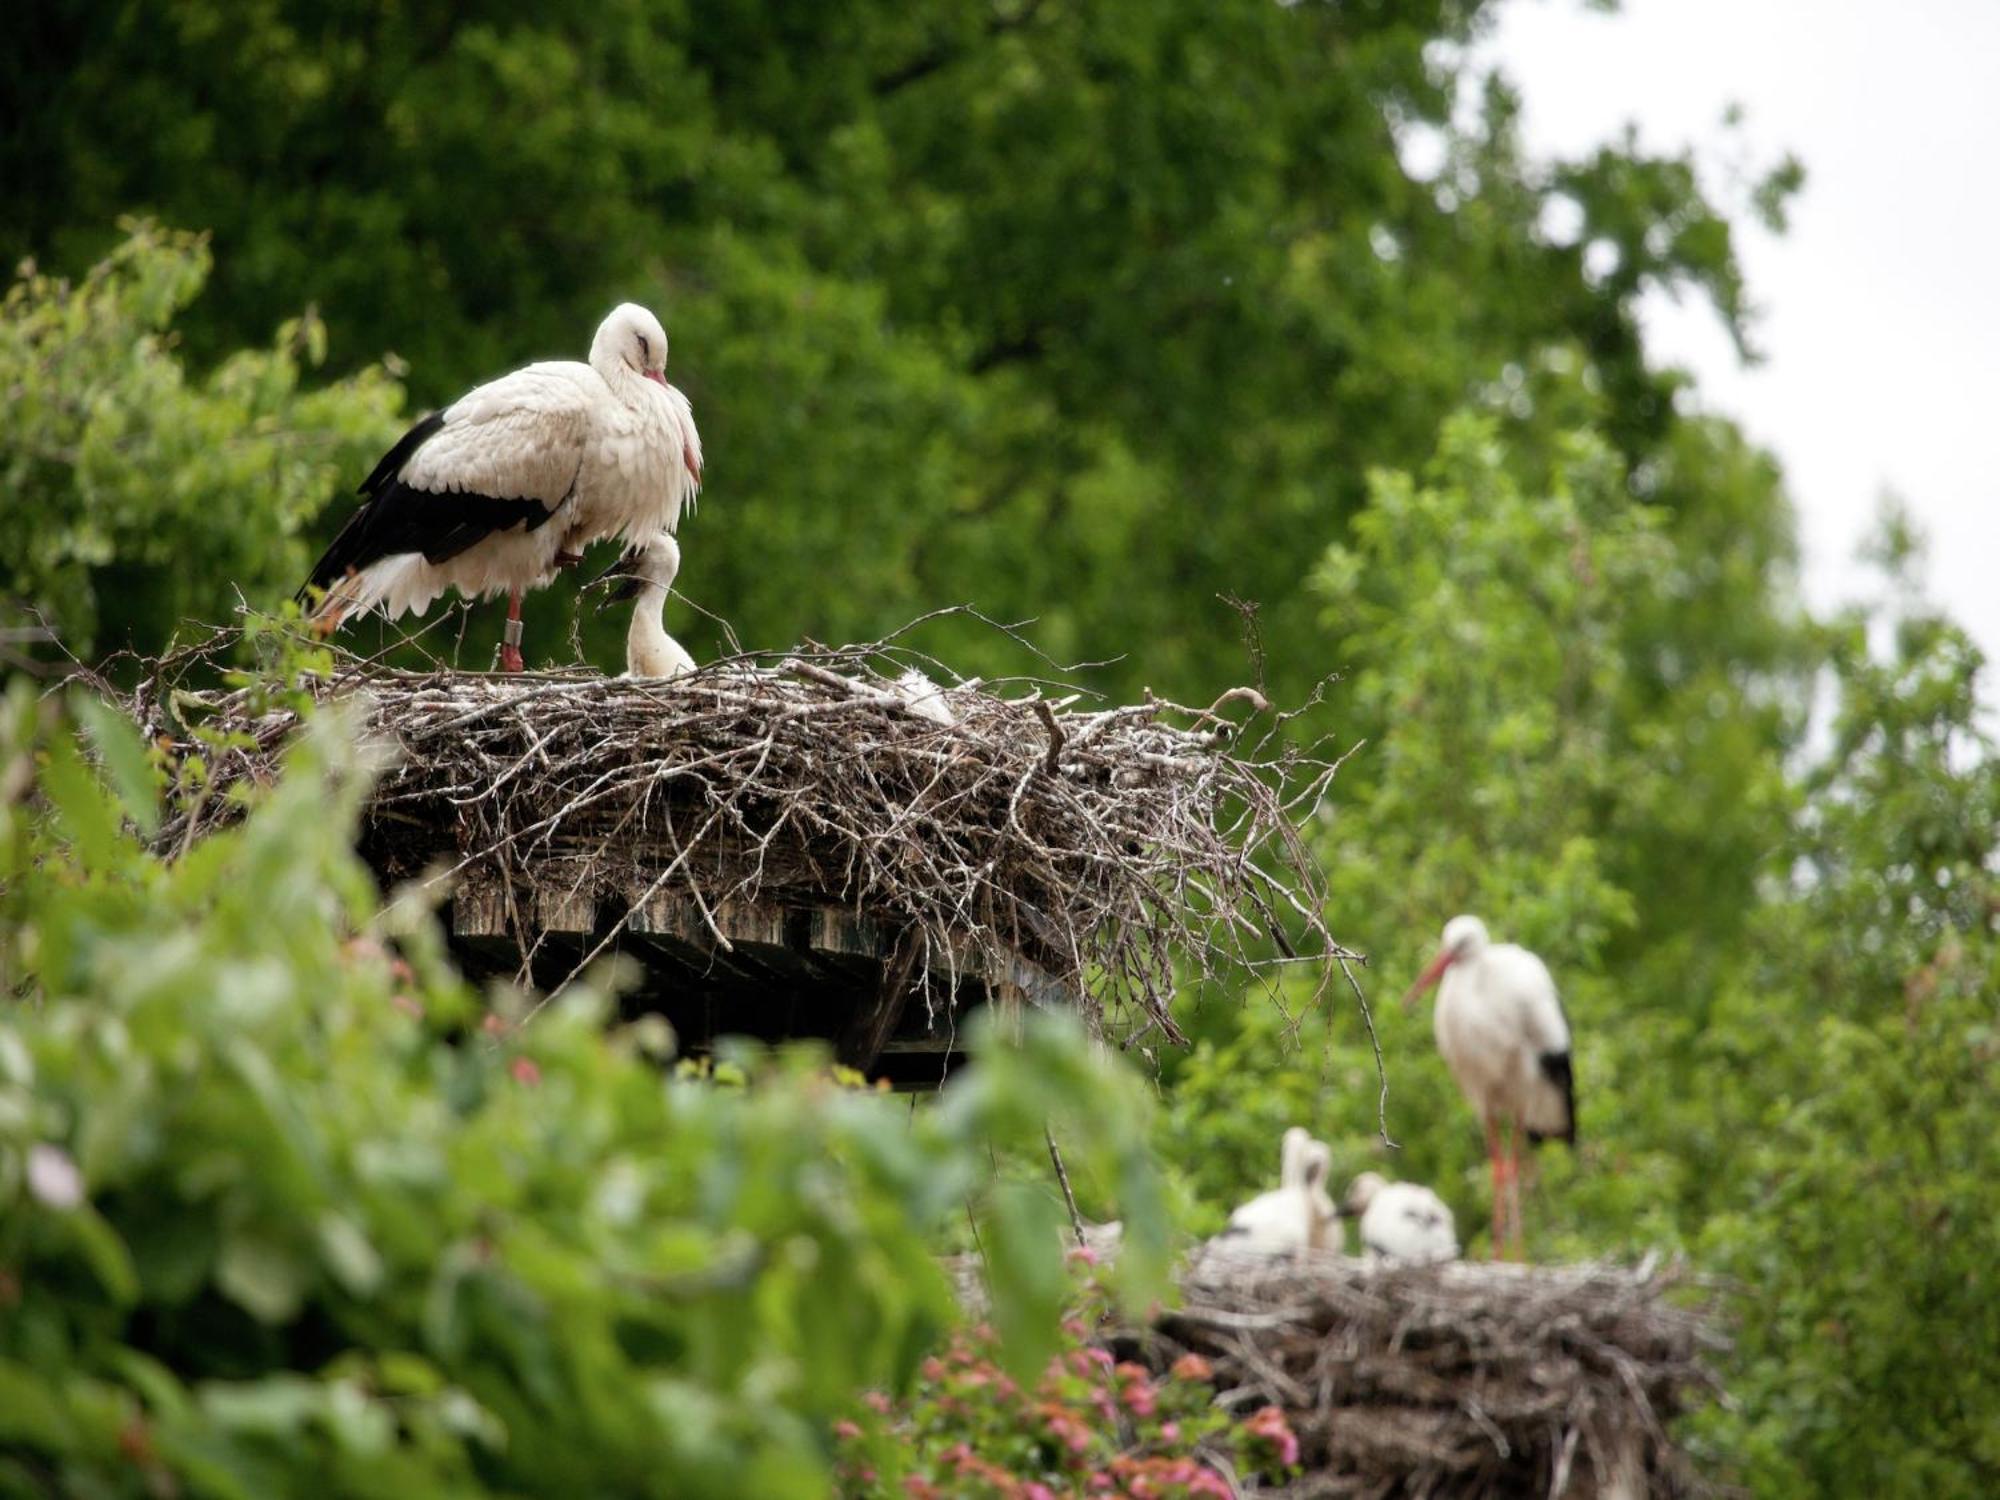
1144;1250;1723;1498
129;632;1350;1084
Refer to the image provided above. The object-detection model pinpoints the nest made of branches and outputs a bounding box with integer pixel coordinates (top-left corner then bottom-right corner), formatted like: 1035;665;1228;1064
120;622;1356;1047
1145;1250;1723;1499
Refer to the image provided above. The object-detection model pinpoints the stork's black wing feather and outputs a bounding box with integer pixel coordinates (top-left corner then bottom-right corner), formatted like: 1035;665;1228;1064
299;412;558;599
1527;1051;1577;1147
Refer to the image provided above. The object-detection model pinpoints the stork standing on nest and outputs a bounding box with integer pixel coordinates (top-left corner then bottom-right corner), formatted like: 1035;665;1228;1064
596;531;697;679
299;303;704;671
1404;915;1575;1259
1342;1172;1459;1264
1215;1127;1338;1253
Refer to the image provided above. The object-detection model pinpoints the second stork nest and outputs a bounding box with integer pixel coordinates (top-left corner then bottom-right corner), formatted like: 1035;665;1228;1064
136;637;1352;1048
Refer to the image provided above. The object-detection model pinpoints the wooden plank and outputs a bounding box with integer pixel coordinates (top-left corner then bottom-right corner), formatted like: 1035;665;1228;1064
711;896;788;950
452;871;511;939
808;906;884;961
533;880;597;936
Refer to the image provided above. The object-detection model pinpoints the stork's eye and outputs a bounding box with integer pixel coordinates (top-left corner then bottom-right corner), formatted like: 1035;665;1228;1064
637;334;651;360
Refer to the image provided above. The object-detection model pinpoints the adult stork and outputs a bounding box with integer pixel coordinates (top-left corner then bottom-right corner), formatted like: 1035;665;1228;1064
1341;1172;1459;1265
299;303;704;671
596;531;697;679
1404;915;1574;1259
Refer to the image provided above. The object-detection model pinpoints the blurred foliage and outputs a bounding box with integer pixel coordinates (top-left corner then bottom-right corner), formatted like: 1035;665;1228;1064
0;683;1169;1498
0;223;403;658
0;0;1797;689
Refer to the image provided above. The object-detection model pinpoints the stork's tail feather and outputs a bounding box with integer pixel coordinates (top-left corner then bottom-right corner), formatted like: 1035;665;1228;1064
1526;1050;1577;1147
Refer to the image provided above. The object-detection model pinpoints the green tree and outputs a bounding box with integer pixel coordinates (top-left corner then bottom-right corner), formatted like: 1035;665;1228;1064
1688;538;2000;1495
0;223;402;657
0;1;1796;696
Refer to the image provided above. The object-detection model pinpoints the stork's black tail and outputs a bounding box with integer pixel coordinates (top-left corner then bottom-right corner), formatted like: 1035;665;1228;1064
1527;1050;1577;1147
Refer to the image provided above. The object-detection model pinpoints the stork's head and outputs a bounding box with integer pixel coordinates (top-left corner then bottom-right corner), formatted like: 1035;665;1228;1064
1341;1171;1388;1218
1403;913;1490;1009
593;302;671;387
589;530;682;606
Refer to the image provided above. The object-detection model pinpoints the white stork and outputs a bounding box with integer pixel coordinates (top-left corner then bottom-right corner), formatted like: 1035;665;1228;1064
1215;1127;1338;1253
596;531;697;679
1404;915;1575;1259
300;303;704;671
888;668;956;727
1341;1172;1459;1265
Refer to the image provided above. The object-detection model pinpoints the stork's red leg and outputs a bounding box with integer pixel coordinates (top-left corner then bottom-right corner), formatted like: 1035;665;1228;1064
1504;1122;1526;1261
1485;1119;1505;1260
499;590;526;673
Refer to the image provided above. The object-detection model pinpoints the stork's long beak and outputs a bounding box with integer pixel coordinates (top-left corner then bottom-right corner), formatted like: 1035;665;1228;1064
643;370;668;388
1403;950;1454;1010
584;549;643;610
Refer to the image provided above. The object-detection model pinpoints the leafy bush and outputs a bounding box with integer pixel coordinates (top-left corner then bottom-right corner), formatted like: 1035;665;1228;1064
0;682;1170;1499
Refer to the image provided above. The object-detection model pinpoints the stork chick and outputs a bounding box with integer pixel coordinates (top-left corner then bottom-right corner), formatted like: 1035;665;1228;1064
596;531;696;679
1215;1127;1339;1254
1342;1172;1459;1265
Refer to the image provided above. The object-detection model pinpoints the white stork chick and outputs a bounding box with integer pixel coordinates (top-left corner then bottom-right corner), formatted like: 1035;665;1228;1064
300;303;703;671
889;668;956;727
597;531;697;679
1342;1172;1459;1265
1215;1127;1339;1254
1405;915;1575;1260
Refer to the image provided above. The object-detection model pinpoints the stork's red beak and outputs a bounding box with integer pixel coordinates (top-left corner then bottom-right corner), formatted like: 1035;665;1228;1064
1403;950;1454;1010
644;370;667;387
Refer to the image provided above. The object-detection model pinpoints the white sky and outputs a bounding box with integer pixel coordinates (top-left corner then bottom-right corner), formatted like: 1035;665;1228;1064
1480;0;2000;693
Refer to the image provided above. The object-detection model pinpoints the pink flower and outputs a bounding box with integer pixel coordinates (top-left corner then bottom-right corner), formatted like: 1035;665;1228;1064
1025;1486;1058;1500
1245;1405;1301;1468
833;1419;862;1441
510;1056;541;1086
1160;1421;1181;1443
1169;1353;1214;1383
1190;1470;1234;1497
864;1390;893;1414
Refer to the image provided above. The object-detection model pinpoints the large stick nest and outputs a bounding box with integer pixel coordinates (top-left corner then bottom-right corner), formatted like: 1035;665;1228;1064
1146;1250;1723;1498
123;623;1355;1047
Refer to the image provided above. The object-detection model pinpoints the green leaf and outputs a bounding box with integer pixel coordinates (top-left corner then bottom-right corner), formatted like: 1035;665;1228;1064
215;1234;307;1324
975;1180;1068;1383
315;1213;384;1298
74;691;160;837
0;1359;77;1448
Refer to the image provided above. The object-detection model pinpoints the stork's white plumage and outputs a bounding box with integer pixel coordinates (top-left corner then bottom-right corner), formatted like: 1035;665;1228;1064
601;531;697;679
889;668;956;727
1405;915;1575;1259
1217;1127;1338;1253
301;303;703;670
1343;1172;1459;1265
